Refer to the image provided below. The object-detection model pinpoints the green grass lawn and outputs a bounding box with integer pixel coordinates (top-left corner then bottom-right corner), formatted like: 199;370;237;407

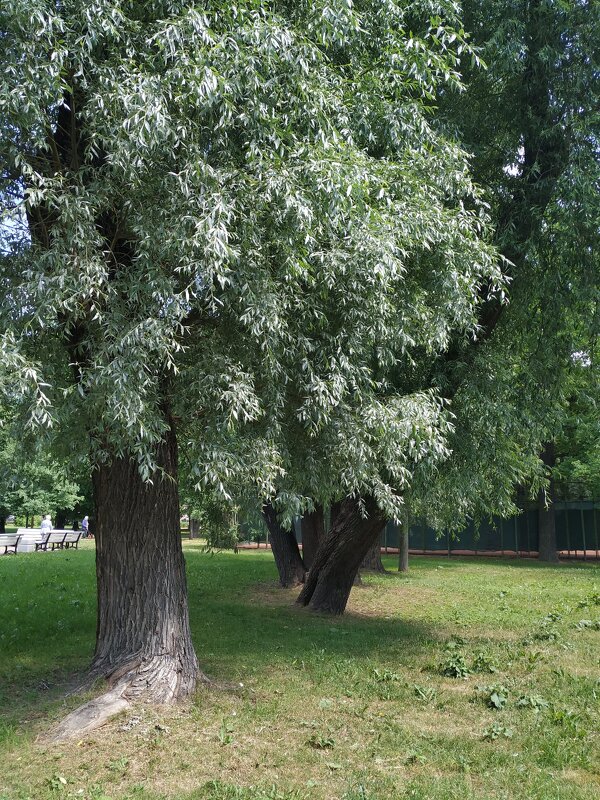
0;542;598;800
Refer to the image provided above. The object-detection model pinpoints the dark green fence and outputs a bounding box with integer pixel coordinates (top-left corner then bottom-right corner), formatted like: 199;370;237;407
378;502;600;559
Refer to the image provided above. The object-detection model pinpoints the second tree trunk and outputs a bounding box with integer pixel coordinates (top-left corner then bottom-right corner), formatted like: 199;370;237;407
297;495;387;614
263;502;306;587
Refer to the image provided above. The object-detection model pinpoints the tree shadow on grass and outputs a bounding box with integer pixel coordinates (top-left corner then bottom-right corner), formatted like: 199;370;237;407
0;548;440;738
2;547;593;741
184;550;442;686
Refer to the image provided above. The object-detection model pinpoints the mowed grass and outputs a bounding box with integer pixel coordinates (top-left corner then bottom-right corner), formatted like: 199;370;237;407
0;543;599;800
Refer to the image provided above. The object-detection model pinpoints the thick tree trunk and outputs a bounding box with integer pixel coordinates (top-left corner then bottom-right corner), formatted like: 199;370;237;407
538;442;559;563
301;504;325;571
297;495;387;614
91;424;200;698
0;515;5;534
329;501;342;530
189;518;200;539
48;422;201;742
361;537;386;572
262;502;306;587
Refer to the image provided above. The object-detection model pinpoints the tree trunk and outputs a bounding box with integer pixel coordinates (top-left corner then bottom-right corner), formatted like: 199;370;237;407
301;504;325;571
0;515;5;534
262;502;306;587
297;495;387;614
538;442;559;563
398;505;410;572
91;423;200;698
398;528;409;572
329;501;342;530
189;518;200;539
55;510;67;530
361;536;386;572
48;422;201;741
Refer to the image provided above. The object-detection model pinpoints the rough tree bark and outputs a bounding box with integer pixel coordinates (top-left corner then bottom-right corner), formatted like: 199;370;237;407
48;420;202;741
329;500;342;528
538;442;559;563
297;495;387;614
301;504;325;571
361;536;386;572
262;502;306;587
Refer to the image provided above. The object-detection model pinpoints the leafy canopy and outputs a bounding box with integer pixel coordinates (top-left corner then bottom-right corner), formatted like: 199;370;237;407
1;1;501;518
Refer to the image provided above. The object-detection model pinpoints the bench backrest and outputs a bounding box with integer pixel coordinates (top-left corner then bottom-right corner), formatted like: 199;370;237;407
0;534;20;545
63;531;81;543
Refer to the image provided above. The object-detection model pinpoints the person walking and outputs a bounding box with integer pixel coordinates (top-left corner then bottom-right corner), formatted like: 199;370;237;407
81;515;89;538
40;514;53;533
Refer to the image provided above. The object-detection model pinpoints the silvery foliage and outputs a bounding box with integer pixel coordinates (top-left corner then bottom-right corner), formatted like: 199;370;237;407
0;1;502;517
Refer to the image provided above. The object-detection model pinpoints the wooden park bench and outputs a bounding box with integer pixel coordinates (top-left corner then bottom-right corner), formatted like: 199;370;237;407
0;533;22;555
15;528;45;552
63;530;82;549
9;528;81;553
35;531;69;551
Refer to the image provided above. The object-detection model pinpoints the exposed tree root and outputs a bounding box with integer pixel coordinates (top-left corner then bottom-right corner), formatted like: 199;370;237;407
41;659;244;743
42;675;132;743
42;655;209;743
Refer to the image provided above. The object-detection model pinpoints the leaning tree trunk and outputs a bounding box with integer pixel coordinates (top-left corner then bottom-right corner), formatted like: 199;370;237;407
48;421;201;741
538;442;559;563
263;502;306;587
361;535;386;572
297;495;387;614
329;500;342;529
301;504;325;571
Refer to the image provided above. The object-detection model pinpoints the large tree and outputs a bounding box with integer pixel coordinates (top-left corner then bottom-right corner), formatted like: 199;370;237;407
297;0;600;585
411;0;600;542
1;0;501;729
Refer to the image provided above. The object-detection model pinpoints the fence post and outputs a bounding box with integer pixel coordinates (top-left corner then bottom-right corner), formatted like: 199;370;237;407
580;509;587;561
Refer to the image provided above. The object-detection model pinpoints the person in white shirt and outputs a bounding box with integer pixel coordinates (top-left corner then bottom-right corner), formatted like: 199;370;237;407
40;514;53;533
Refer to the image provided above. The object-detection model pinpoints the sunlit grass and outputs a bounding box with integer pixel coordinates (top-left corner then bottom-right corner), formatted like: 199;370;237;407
0;543;598;799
